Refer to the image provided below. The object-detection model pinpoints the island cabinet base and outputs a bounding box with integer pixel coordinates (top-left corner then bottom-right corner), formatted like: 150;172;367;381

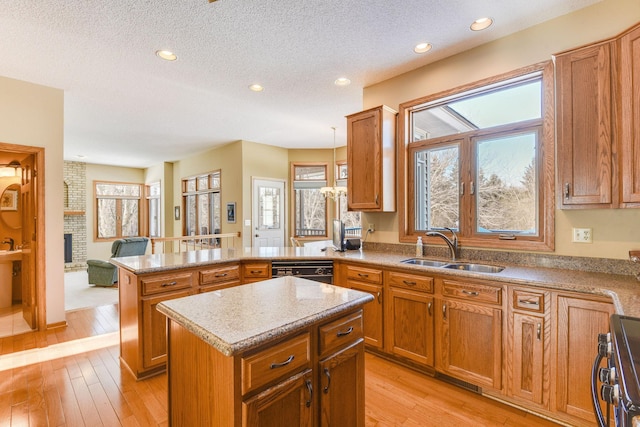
166;309;366;427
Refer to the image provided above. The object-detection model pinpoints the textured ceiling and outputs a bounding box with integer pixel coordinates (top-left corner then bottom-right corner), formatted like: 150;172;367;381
0;0;600;168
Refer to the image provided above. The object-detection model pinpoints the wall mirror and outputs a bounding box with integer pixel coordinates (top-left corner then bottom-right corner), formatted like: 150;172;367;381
0;183;21;229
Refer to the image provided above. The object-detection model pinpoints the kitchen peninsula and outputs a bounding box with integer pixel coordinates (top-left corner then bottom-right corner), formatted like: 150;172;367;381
112;246;640;426
157;276;373;426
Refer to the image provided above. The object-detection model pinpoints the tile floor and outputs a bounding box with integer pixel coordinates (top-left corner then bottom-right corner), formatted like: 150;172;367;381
0;303;32;338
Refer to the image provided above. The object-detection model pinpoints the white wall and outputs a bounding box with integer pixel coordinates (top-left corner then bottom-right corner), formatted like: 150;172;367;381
0;75;64;325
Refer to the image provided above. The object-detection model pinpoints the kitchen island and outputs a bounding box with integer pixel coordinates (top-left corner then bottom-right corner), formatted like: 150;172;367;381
156;276;373;426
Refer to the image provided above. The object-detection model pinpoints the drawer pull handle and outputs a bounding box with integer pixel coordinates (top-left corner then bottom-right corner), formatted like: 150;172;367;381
323;368;331;393
214;273;228;278
270;355;294;369
357;273;369;278
518;299;540;307
250;270;262;274
305;379;313;407
336;327;353;337
161;281;178;287
462;290;479;297
403;280;417;286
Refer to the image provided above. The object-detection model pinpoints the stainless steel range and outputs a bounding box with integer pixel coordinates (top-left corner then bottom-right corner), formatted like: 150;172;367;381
592;315;640;427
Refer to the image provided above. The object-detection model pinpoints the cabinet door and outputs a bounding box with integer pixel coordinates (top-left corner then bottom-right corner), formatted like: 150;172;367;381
346;281;383;349
142;290;191;371
437;299;502;389
346;106;396;212
510;312;546;406
319;341;365;427
555;295;613;422
620;25;640;204
386;287;434;366
556;42;614;208
242;369;314;427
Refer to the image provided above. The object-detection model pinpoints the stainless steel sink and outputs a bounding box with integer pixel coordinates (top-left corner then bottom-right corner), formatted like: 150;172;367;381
400;258;449;267
441;263;504;273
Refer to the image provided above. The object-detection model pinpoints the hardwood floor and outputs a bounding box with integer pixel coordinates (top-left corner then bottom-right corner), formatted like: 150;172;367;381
0;304;560;426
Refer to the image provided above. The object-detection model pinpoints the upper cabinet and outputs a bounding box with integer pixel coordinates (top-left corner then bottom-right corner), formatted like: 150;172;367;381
346;105;397;212
556;42;614;208
619;25;640;206
556;22;640;209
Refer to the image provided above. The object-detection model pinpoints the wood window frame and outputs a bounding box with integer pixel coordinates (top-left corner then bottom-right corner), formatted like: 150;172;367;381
397;61;555;251
181;170;221;237
93;180;144;241
290;162;329;240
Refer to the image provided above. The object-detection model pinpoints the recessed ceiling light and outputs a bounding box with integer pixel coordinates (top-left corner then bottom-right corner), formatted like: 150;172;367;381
414;42;433;54
470;17;493;31
248;84;264;92
156;50;178;61
334;77;351;86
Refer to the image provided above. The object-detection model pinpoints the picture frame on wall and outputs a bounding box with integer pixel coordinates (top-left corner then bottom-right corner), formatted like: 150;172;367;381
0;189;18;211
226;202;236;223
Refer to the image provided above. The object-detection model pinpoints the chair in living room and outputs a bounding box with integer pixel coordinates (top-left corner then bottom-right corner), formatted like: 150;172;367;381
86;237;149;286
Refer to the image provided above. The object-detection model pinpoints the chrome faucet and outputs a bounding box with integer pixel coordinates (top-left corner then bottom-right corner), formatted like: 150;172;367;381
425;228;458;261
2;237;14;251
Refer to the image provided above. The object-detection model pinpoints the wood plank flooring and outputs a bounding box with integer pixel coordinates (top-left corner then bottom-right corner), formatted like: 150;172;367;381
0;304;560;426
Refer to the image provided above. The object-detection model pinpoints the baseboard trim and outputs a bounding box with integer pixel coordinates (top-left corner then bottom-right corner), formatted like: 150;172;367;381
47;320;67;330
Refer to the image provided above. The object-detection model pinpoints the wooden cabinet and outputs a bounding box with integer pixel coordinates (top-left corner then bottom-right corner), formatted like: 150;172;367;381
342;264;383;348
167;307;365;427
554;293;613;423
507;288;550;408
119;268;196;379
385;270;435;367
199;263;240;292
243;261;271;283
318;312;365;427
435;279;503;390
556;42;614;208
346;105;397;212
619;24;640;205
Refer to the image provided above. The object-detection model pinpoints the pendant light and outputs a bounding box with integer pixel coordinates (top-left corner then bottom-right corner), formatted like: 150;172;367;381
320;127;347;200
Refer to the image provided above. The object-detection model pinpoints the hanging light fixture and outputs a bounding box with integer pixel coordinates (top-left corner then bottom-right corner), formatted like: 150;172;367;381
0;160;21;178
320;127;347;201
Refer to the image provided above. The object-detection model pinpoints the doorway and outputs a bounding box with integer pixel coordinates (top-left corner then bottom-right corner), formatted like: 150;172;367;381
251;178;286;248
0;143;44;338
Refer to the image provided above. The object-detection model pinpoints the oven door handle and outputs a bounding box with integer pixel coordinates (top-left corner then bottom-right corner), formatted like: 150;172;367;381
591;352;608;427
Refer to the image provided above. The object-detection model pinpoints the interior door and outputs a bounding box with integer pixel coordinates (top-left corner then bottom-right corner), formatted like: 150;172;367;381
20;154;37;329
252;178;285;249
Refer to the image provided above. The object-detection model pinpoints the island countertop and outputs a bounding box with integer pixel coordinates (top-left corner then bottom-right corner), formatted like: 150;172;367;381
156;275;374;356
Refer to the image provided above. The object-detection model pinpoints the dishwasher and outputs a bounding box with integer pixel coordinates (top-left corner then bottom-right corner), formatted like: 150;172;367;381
271;260;333;284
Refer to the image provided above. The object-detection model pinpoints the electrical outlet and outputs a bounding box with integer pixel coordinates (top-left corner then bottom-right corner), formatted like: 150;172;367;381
572;227;592;243
368;223;375;232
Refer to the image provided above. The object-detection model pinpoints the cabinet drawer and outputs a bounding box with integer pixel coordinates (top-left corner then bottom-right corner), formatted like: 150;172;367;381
243;262;270;280
141;272;193;296
319;310;364;358
199;264;240;285
513;289;544;313
387;271;433;293
241;333;311;395
441;280;501;305
345;265;382;284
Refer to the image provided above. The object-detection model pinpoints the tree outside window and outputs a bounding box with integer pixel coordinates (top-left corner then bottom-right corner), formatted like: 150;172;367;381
95;182;142;240
146;182;161;238
182;171;221;238
293;164;327;237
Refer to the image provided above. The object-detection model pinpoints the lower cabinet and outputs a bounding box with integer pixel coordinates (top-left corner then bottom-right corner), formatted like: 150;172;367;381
554;293;614;423
343;264;384;349
435;279;503;390
385;270;435;367
319;341;365;427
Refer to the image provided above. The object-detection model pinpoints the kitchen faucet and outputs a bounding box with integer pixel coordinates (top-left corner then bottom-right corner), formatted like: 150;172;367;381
2;237;15;251
425;228;458;261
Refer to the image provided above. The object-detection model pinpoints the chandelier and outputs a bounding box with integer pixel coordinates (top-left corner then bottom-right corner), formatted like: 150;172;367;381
320;127;347;201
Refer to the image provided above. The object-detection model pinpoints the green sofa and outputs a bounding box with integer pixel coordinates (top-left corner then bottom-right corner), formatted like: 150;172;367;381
86;237;149;286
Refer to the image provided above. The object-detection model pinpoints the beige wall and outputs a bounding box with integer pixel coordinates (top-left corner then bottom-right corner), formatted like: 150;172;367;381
0;75;64;325
85;164;146;260
363;0;640;260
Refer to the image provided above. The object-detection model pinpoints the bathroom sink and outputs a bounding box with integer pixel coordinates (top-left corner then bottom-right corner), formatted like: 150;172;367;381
400;258;449;267
441;263;504;274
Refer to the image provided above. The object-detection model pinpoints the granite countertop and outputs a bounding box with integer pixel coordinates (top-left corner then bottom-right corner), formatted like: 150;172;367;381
156;276;374;356
112;246;640;317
